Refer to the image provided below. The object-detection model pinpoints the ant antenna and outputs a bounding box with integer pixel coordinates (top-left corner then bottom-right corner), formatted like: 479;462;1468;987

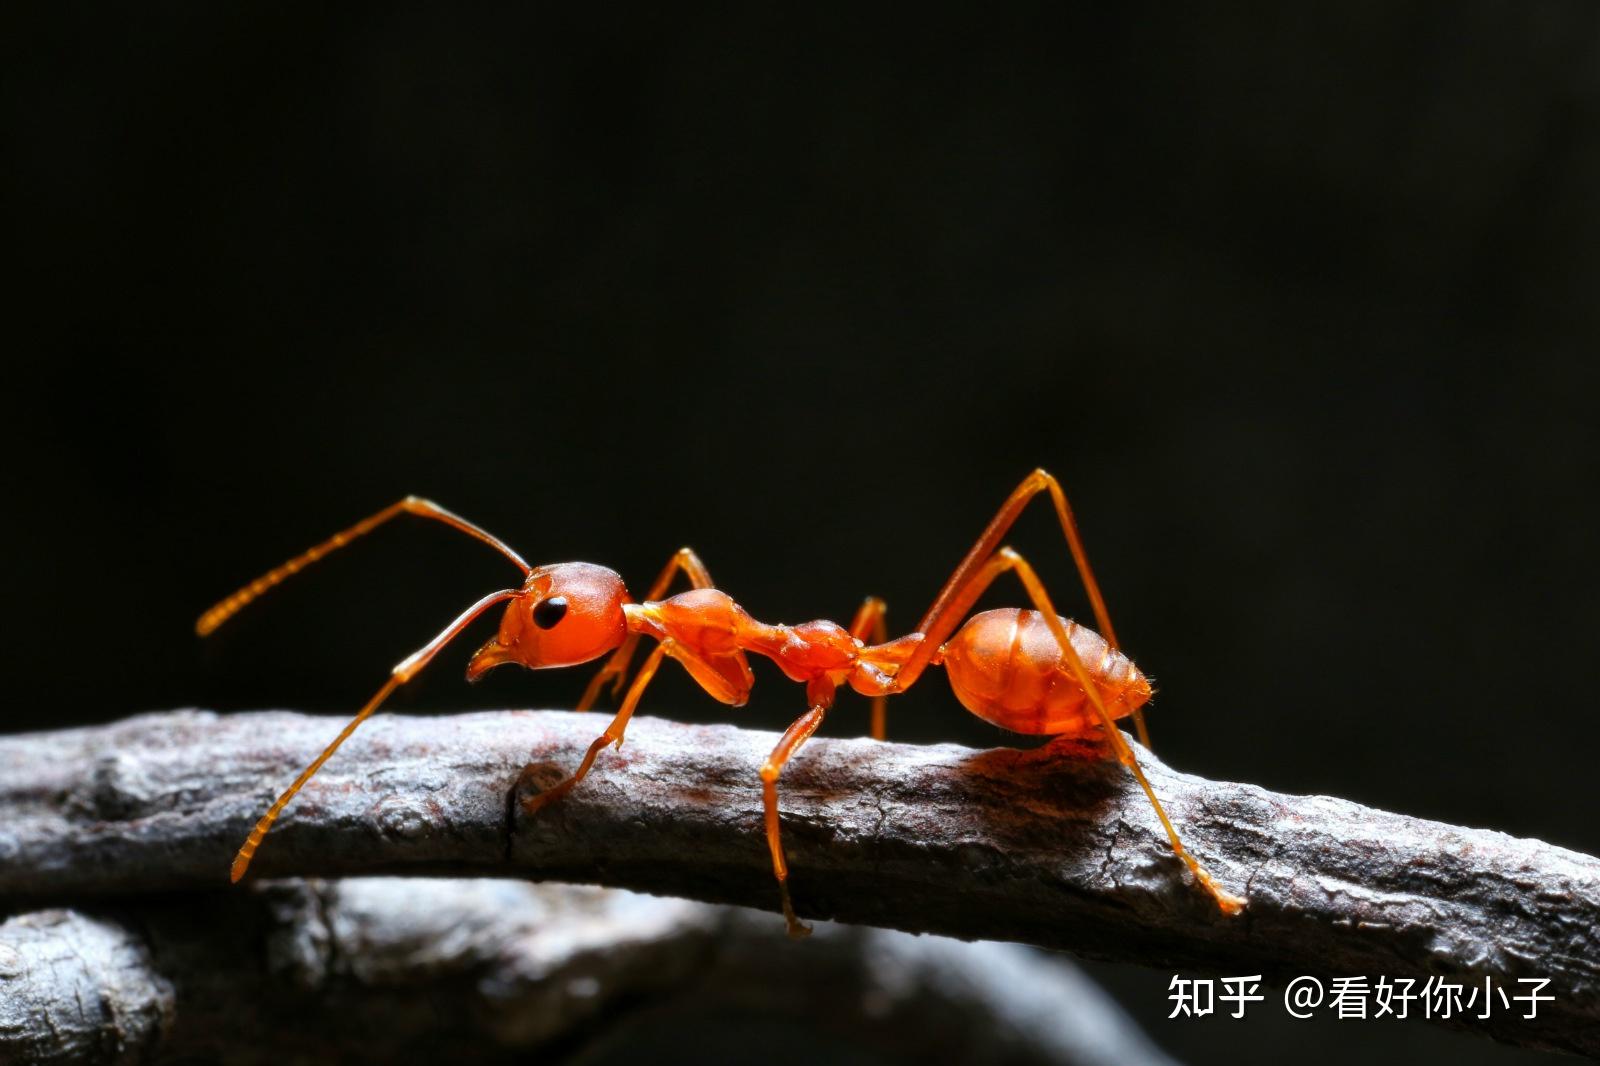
198;497;531;636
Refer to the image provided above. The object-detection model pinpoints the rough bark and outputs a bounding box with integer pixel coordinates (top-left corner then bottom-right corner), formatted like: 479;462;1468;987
0;910;174;1065
1;709;1596;1056
0;879;1173;1066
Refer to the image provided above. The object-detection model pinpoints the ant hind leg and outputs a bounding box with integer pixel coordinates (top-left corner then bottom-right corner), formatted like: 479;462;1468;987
897;533;1243;915
995;547;1243;914
890;470;1150;747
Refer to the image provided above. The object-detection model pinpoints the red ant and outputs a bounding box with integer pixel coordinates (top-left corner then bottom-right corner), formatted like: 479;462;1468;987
201;470;1246;934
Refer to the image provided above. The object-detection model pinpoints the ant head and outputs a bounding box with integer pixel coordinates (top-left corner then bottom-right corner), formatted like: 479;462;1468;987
467;562;629;679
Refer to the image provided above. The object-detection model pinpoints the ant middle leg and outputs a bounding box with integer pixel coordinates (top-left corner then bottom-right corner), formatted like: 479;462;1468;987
847;596;889;740
577;547;714;711
760;682;838;939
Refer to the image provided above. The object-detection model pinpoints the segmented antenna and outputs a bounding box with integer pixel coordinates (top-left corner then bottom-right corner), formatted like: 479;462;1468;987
197;497;531;636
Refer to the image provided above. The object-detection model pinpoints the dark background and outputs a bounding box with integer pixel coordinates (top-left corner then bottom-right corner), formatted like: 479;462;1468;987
6;6;1596;1064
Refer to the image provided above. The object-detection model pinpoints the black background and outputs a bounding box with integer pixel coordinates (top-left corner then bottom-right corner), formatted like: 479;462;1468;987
7;6;1597;1064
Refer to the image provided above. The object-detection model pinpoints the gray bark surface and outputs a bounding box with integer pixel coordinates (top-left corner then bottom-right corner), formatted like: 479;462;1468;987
1;709;1595;1056
0;880;1172;1066
0;910;173;1065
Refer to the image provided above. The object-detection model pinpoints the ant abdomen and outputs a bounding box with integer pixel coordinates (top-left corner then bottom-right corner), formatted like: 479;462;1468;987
938;608;1152;738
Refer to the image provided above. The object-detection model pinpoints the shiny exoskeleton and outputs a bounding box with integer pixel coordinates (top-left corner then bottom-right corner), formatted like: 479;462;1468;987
202;471;1246;934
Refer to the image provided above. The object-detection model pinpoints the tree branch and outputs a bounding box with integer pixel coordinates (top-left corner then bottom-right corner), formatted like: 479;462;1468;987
0;879;1175;1066
2;710;1596;1056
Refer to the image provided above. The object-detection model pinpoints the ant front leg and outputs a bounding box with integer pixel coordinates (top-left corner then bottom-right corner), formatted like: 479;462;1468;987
577;547;714;711
523;642;671;815
525;636;747;814
760;680;838;939
847;596;889;740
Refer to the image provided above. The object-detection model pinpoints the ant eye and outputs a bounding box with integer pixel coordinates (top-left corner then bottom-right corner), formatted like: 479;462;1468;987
532;596;569;629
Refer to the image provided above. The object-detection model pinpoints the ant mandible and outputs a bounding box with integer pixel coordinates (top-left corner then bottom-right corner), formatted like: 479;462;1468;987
200;470;1247;934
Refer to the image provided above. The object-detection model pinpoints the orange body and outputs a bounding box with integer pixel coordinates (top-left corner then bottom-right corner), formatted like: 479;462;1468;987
938;608;1151;737
203;472;1244;932
579;591;1149;742
621;588;923;705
